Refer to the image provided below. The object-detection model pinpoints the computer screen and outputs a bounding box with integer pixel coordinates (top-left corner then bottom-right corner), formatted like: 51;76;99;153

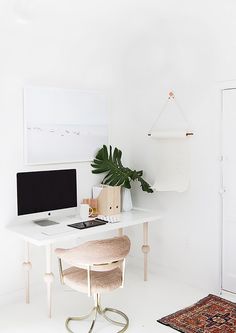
17;169;77;216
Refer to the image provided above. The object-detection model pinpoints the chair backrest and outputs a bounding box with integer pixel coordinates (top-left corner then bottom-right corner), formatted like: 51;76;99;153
55;235;131;269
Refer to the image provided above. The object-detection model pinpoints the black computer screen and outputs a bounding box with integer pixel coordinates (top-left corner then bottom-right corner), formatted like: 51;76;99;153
17;169;77;216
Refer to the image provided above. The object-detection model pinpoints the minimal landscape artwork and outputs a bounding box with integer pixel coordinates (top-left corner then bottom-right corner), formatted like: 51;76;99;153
24;86;109;164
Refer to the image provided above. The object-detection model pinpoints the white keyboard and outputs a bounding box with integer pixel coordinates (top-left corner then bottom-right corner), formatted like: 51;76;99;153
41;224;73;236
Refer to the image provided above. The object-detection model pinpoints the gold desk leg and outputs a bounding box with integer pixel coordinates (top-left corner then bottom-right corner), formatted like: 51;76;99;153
142;222;150;281
22;241;32;304
118;228;123;237
44;244;54;318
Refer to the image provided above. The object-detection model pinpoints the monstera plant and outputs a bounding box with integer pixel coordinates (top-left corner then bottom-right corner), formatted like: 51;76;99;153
91;145;153;193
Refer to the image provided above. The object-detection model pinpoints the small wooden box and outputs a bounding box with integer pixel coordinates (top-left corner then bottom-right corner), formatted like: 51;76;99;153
96;185;121;216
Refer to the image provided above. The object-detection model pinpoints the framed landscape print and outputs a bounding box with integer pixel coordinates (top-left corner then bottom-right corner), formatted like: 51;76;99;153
24;86;109;165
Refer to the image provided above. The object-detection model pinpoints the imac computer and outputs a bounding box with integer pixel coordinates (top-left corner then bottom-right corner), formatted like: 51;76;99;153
17;169;77;226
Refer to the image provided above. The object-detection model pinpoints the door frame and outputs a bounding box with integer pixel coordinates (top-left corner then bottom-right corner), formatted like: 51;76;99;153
218;80;236;294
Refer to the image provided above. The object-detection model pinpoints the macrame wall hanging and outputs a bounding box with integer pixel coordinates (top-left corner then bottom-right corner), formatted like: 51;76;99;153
148;91;194;192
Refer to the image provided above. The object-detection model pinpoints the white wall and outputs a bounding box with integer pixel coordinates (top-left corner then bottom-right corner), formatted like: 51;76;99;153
0;0;236;302
110;2;225;292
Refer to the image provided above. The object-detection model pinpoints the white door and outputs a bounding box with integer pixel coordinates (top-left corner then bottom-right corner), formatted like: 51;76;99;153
222;88;236;293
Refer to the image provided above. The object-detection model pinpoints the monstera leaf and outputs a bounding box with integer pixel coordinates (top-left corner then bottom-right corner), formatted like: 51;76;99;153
91;145;153;193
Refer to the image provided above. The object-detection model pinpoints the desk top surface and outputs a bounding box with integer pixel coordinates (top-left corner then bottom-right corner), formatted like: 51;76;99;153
7;209;161;246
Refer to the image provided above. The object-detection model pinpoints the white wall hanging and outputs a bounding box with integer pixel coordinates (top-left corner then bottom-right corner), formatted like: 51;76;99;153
148;91;194;192
24;86;109;165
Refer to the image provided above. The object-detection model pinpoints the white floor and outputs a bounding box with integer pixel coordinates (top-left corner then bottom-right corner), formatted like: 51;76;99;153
0;267;232;333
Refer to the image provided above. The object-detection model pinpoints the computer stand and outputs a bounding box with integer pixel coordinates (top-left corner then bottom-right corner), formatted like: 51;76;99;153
33;219;59;227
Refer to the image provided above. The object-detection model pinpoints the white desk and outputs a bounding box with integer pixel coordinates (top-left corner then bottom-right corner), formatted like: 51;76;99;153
8;208;160;317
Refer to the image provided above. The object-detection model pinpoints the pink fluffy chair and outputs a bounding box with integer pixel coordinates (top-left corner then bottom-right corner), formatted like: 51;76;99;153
55;235;131;333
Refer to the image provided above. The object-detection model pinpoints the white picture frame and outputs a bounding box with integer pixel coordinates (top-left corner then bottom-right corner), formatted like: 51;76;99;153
24;86;109;165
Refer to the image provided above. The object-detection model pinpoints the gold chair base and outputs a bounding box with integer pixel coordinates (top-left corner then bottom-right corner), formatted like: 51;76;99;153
65;294;129;333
